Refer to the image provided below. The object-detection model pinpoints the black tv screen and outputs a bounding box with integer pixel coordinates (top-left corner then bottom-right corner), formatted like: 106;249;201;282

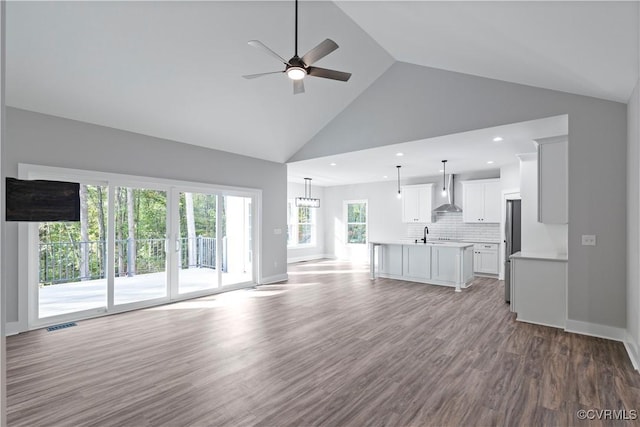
6;178;80;222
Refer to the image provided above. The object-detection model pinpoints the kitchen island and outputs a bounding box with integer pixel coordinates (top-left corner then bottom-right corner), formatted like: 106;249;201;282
370;240;474;291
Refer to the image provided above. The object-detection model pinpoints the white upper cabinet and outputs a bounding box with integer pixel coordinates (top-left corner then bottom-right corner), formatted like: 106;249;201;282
461;179;501;223
462;183;485;222
536;136;568;224
401;184;434;223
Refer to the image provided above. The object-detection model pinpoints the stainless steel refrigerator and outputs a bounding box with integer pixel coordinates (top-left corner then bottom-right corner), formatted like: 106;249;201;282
504;199;521;303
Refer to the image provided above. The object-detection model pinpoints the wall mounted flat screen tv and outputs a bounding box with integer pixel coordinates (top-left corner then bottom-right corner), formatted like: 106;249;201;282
6;178;80;222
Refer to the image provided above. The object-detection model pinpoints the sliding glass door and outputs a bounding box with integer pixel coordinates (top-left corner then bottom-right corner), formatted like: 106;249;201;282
221;195;253;287
177;191;219;294
28;167;258;327
176;193;254;293
37;184;108;318
113;186;168;306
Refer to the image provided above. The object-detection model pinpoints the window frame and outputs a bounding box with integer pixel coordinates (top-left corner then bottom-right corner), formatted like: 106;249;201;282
344;199;368;245
287;199;317;248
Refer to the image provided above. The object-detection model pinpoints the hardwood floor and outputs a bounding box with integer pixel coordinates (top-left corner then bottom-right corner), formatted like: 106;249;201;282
7;260;640;426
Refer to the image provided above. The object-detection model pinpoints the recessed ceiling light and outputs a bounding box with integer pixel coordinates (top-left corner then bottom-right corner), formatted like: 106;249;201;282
396;152;404;157
493;136;503;142
487;160;494;164
330;162;337;166
439;169;444;173
382;175;388;179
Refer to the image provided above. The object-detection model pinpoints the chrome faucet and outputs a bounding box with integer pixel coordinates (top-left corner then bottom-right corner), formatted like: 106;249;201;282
421;226;429;243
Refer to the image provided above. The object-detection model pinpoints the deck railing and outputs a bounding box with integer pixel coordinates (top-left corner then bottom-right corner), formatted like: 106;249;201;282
39;236;223;286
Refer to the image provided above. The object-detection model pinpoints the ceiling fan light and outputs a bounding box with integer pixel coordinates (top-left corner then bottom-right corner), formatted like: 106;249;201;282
287;67;306;80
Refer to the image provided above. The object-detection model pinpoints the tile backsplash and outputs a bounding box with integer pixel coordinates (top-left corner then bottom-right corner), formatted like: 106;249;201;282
407;212;500;241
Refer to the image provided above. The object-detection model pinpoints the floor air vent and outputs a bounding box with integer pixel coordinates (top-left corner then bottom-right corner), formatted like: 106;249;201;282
47;322;77;332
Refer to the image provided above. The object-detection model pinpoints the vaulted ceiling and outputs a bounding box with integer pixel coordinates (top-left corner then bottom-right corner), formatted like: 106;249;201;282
5;1;638;165
336;1;638;103
6;1;393;163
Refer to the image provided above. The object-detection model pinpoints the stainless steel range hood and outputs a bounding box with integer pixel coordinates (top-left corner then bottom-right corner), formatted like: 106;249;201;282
433;174;462;213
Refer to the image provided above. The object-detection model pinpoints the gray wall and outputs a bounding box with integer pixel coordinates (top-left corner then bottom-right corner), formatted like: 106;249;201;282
628;79;639;357
291;61;628;330
324;180;405;261
3;107;288;323
0;3;5;421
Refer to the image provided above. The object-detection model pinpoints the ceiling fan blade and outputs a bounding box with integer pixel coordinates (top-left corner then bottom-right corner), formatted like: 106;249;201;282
307;66;352;82
242;71;284;80
301;39;339;66
248;40;290;65
293;79;305;95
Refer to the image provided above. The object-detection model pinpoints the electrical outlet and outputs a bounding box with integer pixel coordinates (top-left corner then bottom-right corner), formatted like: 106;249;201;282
582;235;596;246
274;228;282;235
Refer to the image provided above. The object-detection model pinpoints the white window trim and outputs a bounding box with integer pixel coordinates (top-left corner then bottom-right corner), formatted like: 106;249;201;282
344;199;368;245
287;199;317;248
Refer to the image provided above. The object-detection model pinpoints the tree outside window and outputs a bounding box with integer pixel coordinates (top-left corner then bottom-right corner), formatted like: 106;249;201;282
346;201;367;244
287;200;316;246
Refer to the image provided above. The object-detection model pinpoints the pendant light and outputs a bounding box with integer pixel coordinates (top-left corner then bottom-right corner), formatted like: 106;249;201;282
295;178;320;208
396;165;402;199
441;160;448;197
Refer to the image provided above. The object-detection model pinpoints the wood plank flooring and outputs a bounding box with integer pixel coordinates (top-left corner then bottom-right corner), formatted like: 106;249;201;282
7;260;640;426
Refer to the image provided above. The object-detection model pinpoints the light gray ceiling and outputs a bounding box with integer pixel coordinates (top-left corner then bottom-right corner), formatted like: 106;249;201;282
6;1;393;163
5;1;638;166
336;1;639;103
288;115;568;186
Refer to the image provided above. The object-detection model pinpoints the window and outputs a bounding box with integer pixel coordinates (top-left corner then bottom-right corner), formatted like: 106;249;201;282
345;200;367;244
287;200;316;246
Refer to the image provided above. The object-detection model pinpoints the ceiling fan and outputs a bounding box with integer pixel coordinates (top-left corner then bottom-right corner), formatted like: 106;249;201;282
242;0;352;94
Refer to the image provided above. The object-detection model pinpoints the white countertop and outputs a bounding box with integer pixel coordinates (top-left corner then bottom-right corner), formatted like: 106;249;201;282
370;240;473;248
509;251;568;262
460;239;501;244
407;238;501;244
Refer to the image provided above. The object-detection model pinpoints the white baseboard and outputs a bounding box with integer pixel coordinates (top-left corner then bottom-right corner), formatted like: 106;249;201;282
624;333;640;371
565;319;627;342
6;321;23;336
516;317;564;330
287;254;334;264
259;274;288;285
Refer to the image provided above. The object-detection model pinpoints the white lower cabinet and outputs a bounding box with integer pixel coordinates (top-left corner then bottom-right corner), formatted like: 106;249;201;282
379;244;403;276
403;244;431;280
430;245;474;286
431;246;457;283
473;243;499;275
511;255;567;328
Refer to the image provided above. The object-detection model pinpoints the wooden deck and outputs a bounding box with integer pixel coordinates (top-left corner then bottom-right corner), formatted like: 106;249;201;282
39;268;250;318
8;259;640;426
